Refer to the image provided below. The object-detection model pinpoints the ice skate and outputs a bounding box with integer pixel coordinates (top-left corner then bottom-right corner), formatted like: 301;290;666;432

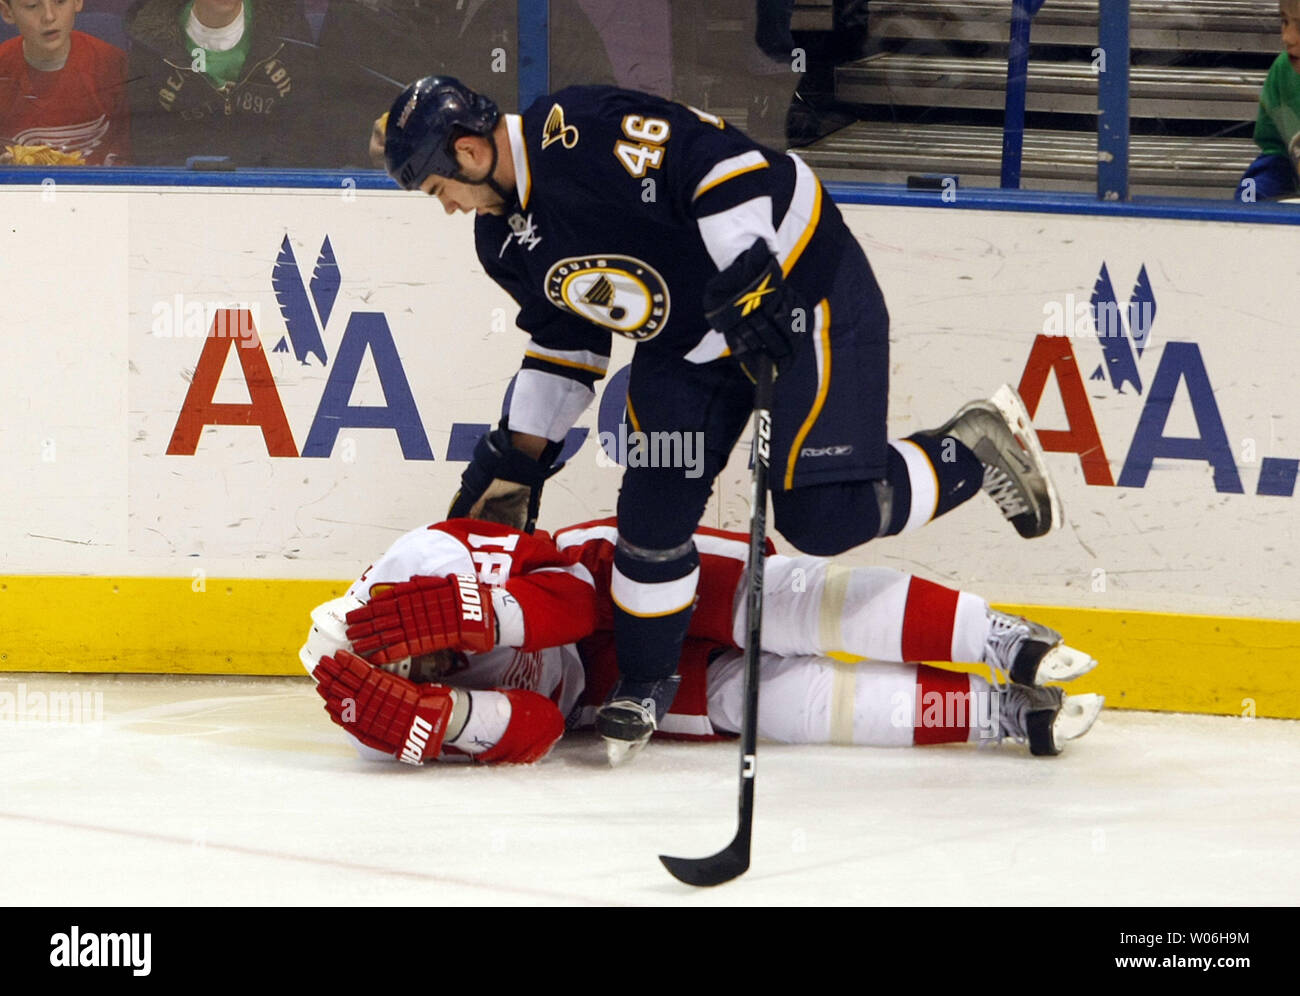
929;384;1062;538
996;684;1104;756
594;675;681;766
984;609;1098;686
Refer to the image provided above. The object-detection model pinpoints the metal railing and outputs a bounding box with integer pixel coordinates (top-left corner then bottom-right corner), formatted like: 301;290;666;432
1002;0;1131;199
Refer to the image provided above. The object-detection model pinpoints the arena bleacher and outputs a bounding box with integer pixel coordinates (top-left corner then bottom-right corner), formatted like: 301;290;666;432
795;0;1282;197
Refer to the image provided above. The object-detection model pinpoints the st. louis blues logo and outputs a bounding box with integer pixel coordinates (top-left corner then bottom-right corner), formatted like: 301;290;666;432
1089;262;1156;394
544;255;670;340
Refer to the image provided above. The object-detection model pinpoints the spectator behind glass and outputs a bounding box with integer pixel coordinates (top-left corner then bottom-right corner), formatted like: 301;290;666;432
125;0;324;166
1237;0;1300;201
0;0;130;164
315;0;617;169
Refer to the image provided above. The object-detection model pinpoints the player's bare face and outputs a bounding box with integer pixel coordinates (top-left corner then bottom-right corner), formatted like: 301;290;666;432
418;173;506;217
415;135;512;216
4;0;83;63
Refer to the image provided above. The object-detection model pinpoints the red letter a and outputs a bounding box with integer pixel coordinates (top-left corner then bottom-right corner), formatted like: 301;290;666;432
1017;334;1113;486
166;309;299;457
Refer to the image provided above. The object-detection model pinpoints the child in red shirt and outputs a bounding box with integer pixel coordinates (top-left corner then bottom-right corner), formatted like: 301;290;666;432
0;0;130;164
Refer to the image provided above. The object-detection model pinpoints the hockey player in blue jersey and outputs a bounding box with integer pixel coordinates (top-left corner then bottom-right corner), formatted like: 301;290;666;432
380;76;1062;764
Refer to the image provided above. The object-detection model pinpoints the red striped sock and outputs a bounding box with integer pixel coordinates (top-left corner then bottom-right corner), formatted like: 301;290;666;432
913;664;971;745
901;577;960;662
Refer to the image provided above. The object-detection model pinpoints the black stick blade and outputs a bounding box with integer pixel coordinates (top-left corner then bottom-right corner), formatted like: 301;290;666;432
659;838;751;887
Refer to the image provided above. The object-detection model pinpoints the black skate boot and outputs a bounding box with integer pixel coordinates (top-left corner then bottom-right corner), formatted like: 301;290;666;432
997;684;1104;756
595;675;682;767
984;609;1098;686
927;384;1062;539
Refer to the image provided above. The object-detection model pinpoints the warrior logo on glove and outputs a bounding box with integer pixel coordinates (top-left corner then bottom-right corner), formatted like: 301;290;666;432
346;573;497;664
452;573;485;622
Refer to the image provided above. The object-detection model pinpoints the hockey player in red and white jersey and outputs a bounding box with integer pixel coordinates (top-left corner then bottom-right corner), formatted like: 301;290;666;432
302;492;1103;765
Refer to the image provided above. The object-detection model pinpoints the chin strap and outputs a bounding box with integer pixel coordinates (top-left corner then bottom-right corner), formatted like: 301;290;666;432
454;136;516;209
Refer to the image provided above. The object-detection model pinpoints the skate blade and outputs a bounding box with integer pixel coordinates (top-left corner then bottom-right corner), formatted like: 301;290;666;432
988;384;1064;534
1054;693;1104;746
603;735;648;767
1037;643;1099;683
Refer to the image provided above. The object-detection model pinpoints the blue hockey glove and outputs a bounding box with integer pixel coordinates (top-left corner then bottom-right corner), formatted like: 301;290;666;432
703;238;803;375
447;424;564;532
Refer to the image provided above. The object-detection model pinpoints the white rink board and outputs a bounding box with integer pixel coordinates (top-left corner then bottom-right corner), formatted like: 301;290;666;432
841;205;1300;619
1;185;1297;620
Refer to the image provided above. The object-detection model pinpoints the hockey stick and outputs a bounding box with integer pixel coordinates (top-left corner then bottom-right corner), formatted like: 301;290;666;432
660;354;774;887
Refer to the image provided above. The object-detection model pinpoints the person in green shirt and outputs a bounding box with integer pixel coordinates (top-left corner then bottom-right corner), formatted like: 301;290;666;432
1237;0;1300;201
125;0;328;166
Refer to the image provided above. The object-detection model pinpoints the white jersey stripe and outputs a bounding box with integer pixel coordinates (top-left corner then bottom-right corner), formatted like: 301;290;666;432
553;524;619;551
691;150;769;201
554;525;750;568
696;195;778;271
532;563;596;587
775;153;821;275
692;532;751;562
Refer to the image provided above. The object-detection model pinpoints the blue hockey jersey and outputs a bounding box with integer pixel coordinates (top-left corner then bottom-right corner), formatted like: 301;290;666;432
474;85;856;444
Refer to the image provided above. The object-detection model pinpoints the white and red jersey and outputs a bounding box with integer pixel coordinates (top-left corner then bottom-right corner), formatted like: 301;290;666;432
302;516;772;744
303;516;998;761
348;518;600;652
341;518;598;725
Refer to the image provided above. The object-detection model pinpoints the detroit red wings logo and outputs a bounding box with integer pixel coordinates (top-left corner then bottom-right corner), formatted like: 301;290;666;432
501;650;545;691
13;115;113;162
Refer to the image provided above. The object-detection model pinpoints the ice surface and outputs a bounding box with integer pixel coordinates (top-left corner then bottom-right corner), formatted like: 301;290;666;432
2;673;1297;906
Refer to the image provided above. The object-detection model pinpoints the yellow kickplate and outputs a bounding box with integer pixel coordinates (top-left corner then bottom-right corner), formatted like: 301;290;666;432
3;578;1297;717
0;576;346;676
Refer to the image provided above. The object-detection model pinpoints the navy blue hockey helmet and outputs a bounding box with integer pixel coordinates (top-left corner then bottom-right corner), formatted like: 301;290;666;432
384;76;501;191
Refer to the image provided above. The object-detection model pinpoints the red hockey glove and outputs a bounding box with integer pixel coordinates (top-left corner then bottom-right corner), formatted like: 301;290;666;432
346;573;496;665
312;650;456;764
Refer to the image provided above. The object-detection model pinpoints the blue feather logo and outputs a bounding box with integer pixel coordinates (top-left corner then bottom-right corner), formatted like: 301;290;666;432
311;236;340;329
1090;262;1156;395
1128;264;1156;357
271;235;338;366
